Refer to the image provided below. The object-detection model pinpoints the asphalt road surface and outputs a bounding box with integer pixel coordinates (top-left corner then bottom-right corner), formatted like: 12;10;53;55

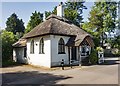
1;57;119;85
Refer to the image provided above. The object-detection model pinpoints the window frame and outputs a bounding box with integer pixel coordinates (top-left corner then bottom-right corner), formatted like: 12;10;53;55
81;40;90;56
58;38;65;54
24;47;27;57
30;40;34;54
39;38;44;54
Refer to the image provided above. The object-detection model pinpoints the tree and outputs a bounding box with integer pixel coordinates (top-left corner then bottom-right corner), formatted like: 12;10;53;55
112;35;120;48
52;6;57;15
45;11;52;18
45;1;87;26
64;1;87;26
6;13;25;35
118;1;120;30
25;11;43;33
82;1;117;47
44;6;57;18
1;30;17;61
81;22;98;36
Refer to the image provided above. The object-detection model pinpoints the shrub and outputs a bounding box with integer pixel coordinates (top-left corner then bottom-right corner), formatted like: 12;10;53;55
1;30;17;61
93;37;100;48
2;59;18;67
96;47;103;52
112;48;120;57
88;48;98;64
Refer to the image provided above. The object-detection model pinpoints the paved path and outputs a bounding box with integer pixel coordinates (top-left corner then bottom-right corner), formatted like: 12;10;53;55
1;57;119;85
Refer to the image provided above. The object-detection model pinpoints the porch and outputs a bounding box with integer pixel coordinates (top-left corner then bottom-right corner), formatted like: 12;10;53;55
67;45;91;66
66;35;94;66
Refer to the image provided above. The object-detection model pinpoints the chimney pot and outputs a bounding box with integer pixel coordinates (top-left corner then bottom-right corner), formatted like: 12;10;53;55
57;2;64;17
43;12;46;21
60;2;63;5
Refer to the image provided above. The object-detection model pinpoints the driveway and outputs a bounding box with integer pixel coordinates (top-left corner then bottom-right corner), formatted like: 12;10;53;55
1;57;119;85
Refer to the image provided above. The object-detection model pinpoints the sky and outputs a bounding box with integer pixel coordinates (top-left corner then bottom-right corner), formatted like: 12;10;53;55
1;1;94;29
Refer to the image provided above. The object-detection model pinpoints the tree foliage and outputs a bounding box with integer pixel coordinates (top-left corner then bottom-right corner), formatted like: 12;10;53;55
45;1;87;26
64;1;87;26
52;6;57;15
25;11;43;33
1;30;17;61
82;1;117;47
6;13;25;35
45;11;52;18
113;35;120;49
90;1;117;33
118;1;120;30
88;48;98;64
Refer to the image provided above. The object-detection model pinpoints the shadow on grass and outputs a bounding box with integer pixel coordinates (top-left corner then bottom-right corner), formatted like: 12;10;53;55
2;60;27;68
2;71;72;85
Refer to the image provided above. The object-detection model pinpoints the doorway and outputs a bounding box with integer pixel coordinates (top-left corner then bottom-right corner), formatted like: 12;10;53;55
71;47;77;60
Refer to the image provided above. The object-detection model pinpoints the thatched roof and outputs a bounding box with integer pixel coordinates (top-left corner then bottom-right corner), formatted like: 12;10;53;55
66;35;94;47
12;39;26;47
21;14;94;47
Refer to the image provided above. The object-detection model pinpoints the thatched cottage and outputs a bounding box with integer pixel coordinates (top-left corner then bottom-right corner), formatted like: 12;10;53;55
13;3;94;68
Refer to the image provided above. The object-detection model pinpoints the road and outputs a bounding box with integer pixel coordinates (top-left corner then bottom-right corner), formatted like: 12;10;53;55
1;57;119;85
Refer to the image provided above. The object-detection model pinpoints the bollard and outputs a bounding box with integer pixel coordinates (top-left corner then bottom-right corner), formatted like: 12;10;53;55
61;59;64;70
70;60;73;68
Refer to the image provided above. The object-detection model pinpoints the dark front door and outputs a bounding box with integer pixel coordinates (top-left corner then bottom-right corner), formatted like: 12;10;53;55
71;47;77;60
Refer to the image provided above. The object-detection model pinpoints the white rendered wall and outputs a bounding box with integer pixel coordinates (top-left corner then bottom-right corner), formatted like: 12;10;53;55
13;49;17;62
26;35;51;68
50;35;70;66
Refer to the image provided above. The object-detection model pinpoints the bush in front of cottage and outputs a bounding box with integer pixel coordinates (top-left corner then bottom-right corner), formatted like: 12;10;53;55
88;48;98;64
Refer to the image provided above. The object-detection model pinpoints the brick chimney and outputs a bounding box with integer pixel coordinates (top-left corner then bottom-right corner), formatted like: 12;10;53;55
57;2;64;17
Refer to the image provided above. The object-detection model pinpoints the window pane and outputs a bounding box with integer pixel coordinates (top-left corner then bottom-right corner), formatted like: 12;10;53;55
24;48;26;57
58;38;65;54
39;38;44;54
30;40;34;54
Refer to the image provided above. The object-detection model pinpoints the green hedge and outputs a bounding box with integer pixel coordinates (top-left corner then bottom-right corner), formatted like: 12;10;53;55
88;49;98;64
2;59;18;67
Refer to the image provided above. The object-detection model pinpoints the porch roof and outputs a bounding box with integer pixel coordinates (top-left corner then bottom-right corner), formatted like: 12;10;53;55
66;35;94;47
12;39;26;47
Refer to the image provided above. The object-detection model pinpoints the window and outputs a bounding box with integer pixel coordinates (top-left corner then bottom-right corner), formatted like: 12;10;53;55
39;38;44;54
81;46;86;56
24;47;27;57
81;46;90;56
81;40;90;56
58;38;65;54
30;40;34;54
